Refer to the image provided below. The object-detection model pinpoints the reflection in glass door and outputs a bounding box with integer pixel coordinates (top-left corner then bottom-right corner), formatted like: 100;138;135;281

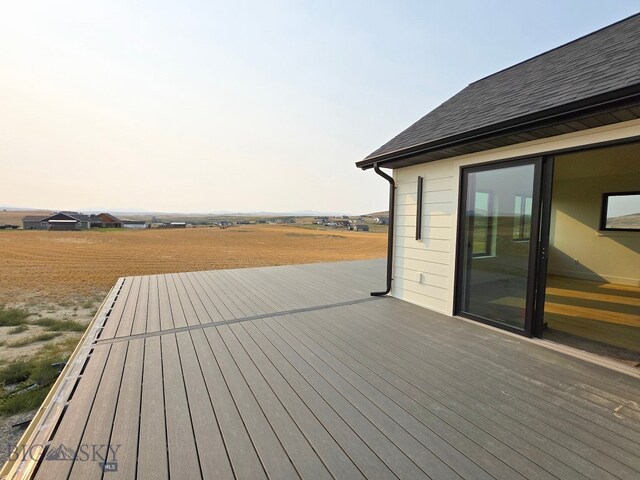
456;159;541;334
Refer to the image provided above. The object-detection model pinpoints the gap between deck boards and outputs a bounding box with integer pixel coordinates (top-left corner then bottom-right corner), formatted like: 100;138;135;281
93;296;384;346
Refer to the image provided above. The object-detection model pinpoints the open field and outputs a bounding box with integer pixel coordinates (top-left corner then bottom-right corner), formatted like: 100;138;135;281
0;225;386;304
0;211;52;226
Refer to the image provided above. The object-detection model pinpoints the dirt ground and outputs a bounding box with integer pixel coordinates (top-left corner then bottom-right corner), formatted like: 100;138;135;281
0;225;386;305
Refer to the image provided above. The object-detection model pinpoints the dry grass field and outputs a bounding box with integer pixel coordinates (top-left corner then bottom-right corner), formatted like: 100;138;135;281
0;224;386;304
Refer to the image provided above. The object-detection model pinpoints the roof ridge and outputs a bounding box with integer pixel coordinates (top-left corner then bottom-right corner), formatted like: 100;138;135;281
470;12;640;86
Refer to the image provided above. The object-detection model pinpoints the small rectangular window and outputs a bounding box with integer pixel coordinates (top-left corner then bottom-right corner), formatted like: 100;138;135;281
601;191;640;231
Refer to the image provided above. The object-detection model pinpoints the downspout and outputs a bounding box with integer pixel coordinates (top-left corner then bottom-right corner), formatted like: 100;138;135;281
371;162;395;296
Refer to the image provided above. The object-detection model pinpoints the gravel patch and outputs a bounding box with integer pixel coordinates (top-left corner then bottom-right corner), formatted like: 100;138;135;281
0;410;36;466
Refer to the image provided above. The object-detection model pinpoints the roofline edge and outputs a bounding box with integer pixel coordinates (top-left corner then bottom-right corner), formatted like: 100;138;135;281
356;84;640;170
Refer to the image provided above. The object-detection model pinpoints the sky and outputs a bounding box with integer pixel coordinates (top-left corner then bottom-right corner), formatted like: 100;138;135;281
1;1;638;215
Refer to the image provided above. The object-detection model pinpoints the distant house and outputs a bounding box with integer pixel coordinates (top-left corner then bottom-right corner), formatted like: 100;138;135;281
375;217;389;225
22;215;50;230
170;222;187;228
335;220;351;227
351;224;369;231
42;213;83;231
89;215;102;228
59;212;92;229
22;211;123;230
122;220;148;229
97;213;123;228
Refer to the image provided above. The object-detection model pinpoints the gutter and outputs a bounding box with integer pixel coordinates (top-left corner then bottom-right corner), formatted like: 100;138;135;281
357;84;640;169
370;163;395;296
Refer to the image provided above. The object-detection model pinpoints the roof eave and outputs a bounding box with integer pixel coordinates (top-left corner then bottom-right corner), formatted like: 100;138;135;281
357;84;640;170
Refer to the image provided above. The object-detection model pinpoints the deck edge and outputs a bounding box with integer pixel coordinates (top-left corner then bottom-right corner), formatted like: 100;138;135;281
0;278;127;480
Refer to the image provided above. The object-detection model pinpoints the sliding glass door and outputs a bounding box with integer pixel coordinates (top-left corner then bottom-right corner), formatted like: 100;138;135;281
456;158;542;334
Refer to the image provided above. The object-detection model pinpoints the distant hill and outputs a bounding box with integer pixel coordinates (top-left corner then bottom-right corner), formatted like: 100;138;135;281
366;211;389;217
0;206;352;217
607;213;640;229
0;210;53;225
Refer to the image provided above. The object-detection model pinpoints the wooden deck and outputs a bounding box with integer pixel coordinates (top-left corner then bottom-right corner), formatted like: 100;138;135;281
7;260;640;479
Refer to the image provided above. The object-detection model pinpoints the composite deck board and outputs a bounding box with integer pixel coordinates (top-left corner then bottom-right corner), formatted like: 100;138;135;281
335;303;640;471
33;346;112;480
158;275;176;331
204;327;300;479
144;275;160;333
228;322;367;479
263;315;465;480
129;276;150;336
291;308;622;480
234;278;568;476
252;317;431;479
161;333;202;479
217;325;333;480
29;259;640;480
114;276;144;338
277;314;527;480
239;321;399;480
347;298;640;422
103;338;144;479
174;332;234;479
356;301;640;449
189;329;268;480
187;270;238;320
136;336;169;479
99;277;135;340
67;341;128;480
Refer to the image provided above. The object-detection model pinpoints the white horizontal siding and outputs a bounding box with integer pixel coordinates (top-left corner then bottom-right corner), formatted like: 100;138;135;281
393;160;457;316
391;278;449;313
396;226;451;241
397;246;451;264
389;118;640;317
395;214;452;228
394;257;450;277
396;202;455;216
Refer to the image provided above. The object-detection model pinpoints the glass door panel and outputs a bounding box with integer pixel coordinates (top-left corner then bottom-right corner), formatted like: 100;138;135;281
457;160;539;332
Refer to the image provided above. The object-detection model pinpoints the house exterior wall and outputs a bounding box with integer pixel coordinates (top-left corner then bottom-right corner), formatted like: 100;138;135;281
391;118;640;315
22;221;46;230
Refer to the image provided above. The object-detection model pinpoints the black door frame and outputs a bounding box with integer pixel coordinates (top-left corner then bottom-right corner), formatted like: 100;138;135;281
454;156;545;337
453;136;640;339
532;156;554;338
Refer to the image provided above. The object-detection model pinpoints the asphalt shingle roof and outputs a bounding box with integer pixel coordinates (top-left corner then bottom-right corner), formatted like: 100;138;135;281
364;14;640;161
